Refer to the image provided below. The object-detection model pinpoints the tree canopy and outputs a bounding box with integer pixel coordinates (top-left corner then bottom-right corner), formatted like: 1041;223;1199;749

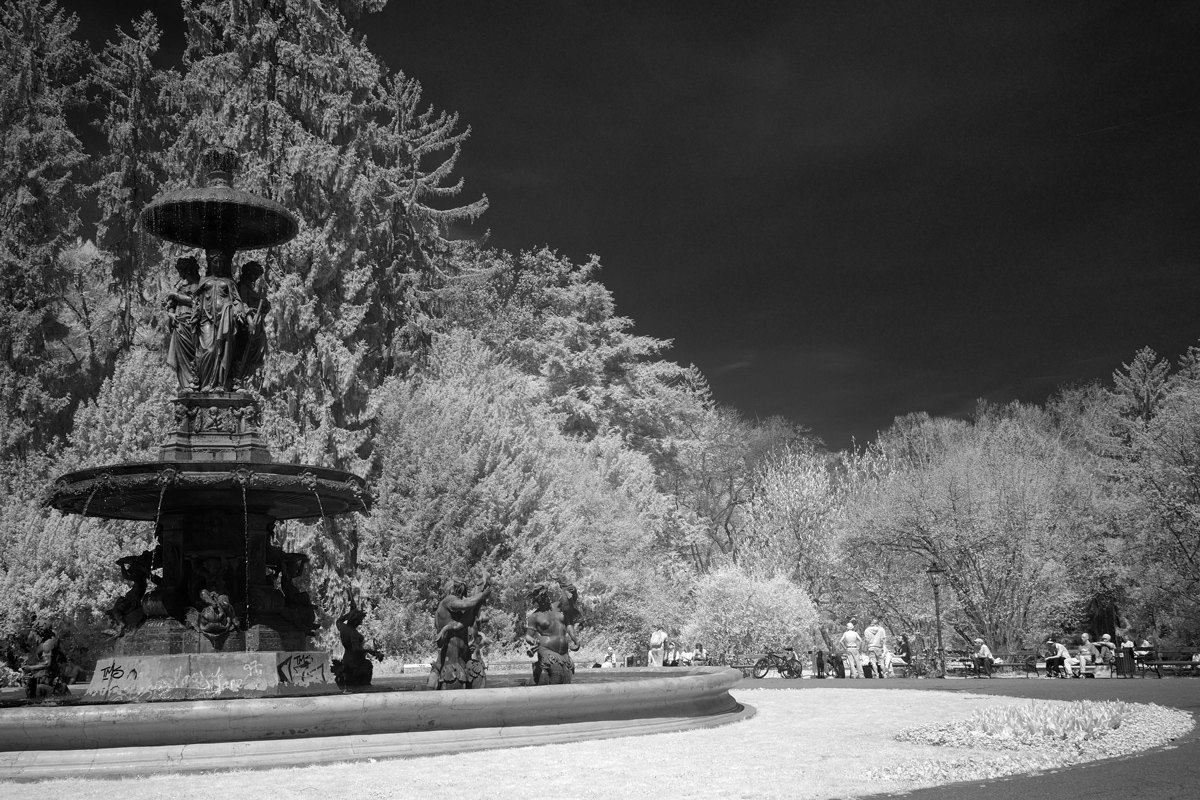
1;0;1196;670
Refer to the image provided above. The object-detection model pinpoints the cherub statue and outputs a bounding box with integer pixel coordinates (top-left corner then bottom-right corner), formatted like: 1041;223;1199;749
197;588;238;639
525;576;581;685
332;605;384;690
21;624;68;699
105;549;154;637
186;555;239;640
276;552;319;634
429;566;491;690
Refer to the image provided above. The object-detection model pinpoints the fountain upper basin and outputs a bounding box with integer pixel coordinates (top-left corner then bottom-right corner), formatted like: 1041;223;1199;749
46;461;369;521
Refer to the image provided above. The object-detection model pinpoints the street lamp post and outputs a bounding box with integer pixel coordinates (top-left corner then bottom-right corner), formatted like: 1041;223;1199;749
926;562;947;679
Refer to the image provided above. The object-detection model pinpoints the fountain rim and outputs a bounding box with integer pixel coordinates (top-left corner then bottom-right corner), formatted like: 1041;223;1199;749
45;460;372;520
140;184;300;252
0;666;744;754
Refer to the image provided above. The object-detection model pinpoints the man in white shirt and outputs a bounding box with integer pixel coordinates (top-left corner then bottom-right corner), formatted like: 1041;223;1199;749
863;618;887;679
839;622;864;678
973;637;993;678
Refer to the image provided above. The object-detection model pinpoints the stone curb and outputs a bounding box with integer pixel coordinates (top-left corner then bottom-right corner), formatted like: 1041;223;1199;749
0;703;756;781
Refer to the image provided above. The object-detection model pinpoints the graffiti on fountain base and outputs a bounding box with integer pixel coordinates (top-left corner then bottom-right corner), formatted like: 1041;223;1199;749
84;651;336;702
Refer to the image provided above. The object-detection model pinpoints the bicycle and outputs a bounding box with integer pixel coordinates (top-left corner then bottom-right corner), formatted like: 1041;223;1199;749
753;647;804;679
902;648;942;679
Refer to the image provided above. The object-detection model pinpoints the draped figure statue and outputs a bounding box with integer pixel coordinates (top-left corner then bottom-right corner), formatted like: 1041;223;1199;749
234;260;270;388
193;248;247;392
164;257;201;391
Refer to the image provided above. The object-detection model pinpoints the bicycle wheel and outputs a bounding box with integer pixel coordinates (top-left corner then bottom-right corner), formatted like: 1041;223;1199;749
783;661;802;679
752;658;771;679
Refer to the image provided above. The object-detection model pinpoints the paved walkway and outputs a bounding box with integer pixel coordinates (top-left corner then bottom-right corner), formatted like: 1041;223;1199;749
746;676;1200;799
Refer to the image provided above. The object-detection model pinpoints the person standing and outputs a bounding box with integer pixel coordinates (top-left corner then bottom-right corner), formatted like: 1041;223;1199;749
648;626;668;667
840;622;864;679
863;618;887;679
972;638;993;678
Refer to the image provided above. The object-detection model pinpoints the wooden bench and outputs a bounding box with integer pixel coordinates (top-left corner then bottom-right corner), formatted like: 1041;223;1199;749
728;654;765;678
1137;652;1200;678
990;651;1041;678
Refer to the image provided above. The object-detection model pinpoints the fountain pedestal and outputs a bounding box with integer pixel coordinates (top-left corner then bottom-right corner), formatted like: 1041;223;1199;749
161;393;271;463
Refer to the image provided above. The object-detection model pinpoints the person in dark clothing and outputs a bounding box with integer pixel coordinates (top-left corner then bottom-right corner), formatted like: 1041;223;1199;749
898;634;913;665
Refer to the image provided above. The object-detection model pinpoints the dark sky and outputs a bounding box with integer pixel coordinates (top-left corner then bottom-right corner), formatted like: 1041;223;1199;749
67;1;1200;450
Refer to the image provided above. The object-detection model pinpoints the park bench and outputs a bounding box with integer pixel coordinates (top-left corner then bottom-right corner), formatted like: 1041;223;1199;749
1136;651;1200;678
728;653;765;678
990;651;1041;677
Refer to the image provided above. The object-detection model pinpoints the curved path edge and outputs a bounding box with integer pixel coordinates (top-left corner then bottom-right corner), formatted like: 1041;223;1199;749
801;677;1200;800
0;702;756;781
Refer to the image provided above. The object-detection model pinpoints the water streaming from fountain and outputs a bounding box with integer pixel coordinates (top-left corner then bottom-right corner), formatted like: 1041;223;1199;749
242;483;250;651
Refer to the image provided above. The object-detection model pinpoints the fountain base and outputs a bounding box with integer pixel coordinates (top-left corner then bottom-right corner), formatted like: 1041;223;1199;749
84;651;337;703
110;616;310;657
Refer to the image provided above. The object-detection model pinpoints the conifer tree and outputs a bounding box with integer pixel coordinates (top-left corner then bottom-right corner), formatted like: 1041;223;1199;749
0;0;88;458
166;0;485;474
91;11;173;352
158;0;486;606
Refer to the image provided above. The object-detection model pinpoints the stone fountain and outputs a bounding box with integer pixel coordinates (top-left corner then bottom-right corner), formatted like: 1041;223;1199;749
44;146;368;701
2;146;748;779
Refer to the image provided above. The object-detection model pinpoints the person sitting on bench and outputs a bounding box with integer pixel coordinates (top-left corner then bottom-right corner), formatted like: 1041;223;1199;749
1045;638;1072;678
973;638;993;678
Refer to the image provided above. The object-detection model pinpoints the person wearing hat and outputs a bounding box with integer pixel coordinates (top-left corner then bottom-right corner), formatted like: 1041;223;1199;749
1045;637;1072;678
1095;634;1116;674
839;622;864;679
972;638;993;678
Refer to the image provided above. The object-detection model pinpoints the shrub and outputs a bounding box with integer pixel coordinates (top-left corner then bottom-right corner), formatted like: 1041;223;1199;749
964;700;1130;742
681;566;817;658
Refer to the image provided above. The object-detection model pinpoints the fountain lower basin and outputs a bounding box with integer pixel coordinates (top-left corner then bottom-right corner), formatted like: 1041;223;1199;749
0;667;749;779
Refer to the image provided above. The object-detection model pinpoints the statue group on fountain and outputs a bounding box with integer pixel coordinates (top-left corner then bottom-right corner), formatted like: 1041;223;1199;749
165;249;269;393
103;516;323;647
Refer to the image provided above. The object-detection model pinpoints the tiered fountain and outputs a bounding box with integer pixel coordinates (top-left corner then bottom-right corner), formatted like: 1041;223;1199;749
45;146;367;700
0;146;747;779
